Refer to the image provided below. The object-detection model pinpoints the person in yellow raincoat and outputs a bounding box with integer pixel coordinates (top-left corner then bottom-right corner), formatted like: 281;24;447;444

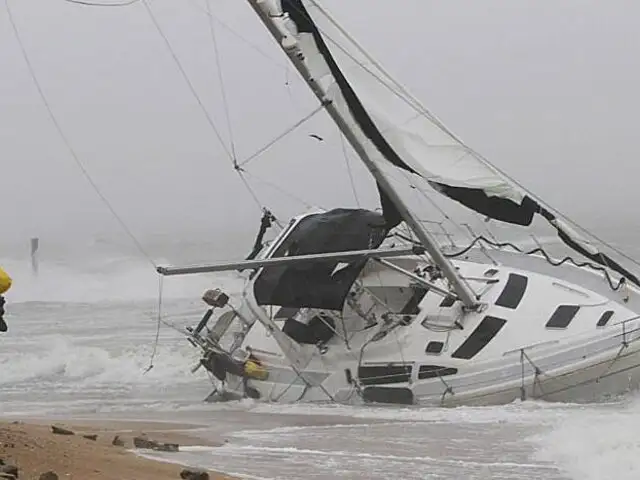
0;267;12;332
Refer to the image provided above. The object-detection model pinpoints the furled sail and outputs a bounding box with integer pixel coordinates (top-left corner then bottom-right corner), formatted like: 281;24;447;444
265;0;639;286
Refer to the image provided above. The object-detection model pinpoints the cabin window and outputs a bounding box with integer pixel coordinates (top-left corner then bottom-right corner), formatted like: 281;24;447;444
495;273;528;309
367;286;425;314
400;287;429;315
425;341;444;354
418;365;458;380
439;296;456;308
358;364;412;386
597;310;614;327
283;315;336;345
452;315;507;360
275;307;300;320
484;268;499;277
545;305;580;329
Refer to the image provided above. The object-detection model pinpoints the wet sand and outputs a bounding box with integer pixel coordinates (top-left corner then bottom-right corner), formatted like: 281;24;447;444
0;419;236;479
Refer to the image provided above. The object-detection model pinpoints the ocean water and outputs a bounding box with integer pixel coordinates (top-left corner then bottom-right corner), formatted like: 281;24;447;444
2;244;640;479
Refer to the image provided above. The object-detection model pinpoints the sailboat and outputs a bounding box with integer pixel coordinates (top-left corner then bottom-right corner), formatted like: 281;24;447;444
157;0;640;406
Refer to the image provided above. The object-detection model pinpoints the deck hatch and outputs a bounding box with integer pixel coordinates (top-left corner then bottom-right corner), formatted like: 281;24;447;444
596;310;614;327
452;315;507;360
545;305;580;329
400;287;429;314
495;273;528;309
439;296;456;307
425;341;444;354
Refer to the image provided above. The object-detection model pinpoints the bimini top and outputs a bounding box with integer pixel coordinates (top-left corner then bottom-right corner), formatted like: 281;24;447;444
253;208;388;311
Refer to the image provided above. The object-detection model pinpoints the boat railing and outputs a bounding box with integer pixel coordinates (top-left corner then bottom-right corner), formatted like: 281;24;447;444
419;218;629;293
414;316;640;404
509;314;640;359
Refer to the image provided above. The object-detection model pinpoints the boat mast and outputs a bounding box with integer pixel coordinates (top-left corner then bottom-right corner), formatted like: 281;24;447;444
246;0;479;309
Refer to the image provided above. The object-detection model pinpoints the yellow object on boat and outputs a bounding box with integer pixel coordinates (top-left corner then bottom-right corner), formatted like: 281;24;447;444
0;267;12;294
244;360;268;381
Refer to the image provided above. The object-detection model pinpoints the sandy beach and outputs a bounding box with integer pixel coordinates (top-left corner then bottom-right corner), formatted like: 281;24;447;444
0;419;236;480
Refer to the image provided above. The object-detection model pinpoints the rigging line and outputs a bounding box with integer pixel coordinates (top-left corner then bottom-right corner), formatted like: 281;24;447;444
409;179;476;241
446;234;626;291
234;165;287;229
237;170;266;211
158;316;189;336
187;0;289;72
239;171;267;209
236;169;285;229
238;104;325;168
392;327;407;373
242;170;318;210
399;172;447;224
144;274;164;374
5;0;156;269
339;132;360;206
142;0;234;165
63;0;139;6
206;0;237;162
284;66;302;114
203;2;290;233
383;164;468;241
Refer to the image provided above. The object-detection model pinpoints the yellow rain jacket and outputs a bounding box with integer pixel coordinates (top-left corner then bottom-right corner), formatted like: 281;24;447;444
0;267;12;294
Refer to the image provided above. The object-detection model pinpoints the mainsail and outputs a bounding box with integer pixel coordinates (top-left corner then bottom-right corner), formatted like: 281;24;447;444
260;0;639;287
278;0;529;222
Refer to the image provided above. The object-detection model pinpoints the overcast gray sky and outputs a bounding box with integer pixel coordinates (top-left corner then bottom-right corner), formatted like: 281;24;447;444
1;0;639;258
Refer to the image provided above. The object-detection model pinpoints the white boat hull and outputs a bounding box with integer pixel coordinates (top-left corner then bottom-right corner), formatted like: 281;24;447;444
215;341;640;407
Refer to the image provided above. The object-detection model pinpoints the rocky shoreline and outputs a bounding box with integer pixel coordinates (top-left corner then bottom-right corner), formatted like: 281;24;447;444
0;420;236;479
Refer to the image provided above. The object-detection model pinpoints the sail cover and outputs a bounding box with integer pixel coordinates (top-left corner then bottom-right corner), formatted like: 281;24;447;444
253;208;388;310
259;0;639;286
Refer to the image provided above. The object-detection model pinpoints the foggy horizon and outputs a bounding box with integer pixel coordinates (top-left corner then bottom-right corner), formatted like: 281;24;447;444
2;0;639;261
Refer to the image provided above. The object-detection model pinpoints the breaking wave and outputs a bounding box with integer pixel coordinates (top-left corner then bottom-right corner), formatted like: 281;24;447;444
532;393;640;480
0;331;213;416
0;334;204;387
